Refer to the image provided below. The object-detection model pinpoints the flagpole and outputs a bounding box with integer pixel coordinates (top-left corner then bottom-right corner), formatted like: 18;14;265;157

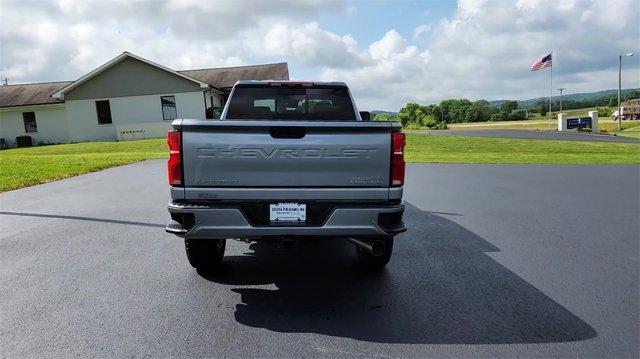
549;51;553;130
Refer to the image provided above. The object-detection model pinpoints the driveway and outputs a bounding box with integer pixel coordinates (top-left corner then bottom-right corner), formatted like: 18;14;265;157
0;161;638;357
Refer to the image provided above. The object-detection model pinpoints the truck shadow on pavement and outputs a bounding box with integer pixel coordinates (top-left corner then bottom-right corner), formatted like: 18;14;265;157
199;203;597;344
0;211;165;228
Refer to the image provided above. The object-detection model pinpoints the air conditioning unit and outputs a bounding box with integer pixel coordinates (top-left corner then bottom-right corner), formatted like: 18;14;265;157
16;136;33;147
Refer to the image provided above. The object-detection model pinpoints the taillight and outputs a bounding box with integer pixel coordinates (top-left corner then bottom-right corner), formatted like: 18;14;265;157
391;132;406;187
167;130;182;186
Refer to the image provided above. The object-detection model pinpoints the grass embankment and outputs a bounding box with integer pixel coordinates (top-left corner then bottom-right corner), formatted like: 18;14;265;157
449;119;640;134
0;140;167;192
448;120;557;130
527;107;598;122
448;108;600;130
1;135;639;192
610;124;640;138
405;134;640;164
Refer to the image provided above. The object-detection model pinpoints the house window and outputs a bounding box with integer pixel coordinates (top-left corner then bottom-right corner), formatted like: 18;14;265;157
23;112;37;133
95;100;112;125
161;96;177;121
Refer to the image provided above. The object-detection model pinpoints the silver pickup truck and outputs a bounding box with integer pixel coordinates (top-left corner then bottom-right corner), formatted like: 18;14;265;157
166;80;406;271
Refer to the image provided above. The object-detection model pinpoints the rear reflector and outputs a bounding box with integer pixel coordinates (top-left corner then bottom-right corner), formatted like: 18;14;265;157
391;132;406;186
167;130;182;186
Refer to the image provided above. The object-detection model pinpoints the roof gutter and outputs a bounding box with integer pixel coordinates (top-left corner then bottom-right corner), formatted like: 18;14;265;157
0;102;66;112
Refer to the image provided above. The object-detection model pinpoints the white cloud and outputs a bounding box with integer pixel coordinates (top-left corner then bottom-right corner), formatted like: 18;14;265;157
0;0;346;81
412;24;432;39
1;0;638;111
320;0;640;110
369;30;410;60
254;22;369;68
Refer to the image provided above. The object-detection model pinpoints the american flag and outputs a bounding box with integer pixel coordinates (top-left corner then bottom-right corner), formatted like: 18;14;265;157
531;53;552;71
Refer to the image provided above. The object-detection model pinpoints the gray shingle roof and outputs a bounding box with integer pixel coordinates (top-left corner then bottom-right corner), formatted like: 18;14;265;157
0;62;289;108
0;81;71;108
178;62;289;89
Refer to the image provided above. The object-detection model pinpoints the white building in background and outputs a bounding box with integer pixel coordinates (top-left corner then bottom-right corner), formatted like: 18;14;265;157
0;52;289;147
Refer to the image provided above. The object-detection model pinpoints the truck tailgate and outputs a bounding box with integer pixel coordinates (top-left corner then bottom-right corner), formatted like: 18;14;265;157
179;120;396;188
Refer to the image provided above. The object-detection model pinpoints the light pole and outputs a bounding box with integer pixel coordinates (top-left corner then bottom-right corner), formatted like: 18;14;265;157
618;52;635;130
557;88;566;113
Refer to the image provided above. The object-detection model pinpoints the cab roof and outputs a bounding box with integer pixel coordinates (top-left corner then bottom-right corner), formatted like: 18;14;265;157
234;80;348;87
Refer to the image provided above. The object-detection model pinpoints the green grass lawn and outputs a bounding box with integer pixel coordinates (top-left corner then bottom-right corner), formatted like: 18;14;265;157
598;121;640;133
608;124;640;139
0;140;167;192
1;135;639;192
405;134;640;164
448;120;556;130
446;118;640;134
527;107;598;122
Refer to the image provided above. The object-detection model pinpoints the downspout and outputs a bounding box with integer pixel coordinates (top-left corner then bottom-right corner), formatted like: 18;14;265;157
203;90;207;118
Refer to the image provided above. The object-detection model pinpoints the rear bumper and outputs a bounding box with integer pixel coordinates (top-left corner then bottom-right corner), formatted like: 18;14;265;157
166;201;406;239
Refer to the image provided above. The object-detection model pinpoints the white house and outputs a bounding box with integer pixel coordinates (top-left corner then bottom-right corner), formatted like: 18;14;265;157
0;52;289;147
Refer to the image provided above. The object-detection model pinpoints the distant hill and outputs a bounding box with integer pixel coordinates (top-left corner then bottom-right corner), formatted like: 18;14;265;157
373;88;640;114
490;88;640;108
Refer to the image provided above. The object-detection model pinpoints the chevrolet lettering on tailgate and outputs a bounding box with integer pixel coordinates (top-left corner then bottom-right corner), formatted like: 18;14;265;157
198;146;378;159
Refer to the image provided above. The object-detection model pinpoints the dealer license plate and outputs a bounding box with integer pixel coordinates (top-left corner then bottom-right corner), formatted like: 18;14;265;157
269;203;306;222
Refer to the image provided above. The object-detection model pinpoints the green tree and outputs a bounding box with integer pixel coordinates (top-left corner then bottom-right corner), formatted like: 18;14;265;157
597;106;613;117
489;112;507;121
540;104;548;116
372;113;394;122
396;103;426;127
501;100;518;113
471;99;496;122
623;89;640;101
396;103;449;129
508;110;527;121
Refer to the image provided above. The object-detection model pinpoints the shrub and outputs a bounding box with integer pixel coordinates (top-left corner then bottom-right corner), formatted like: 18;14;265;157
540;106;548;116
421;115;448;129
597;106;613;117
403;123;423;130
435;122;448;129
402;119;448;130
508;110;527;121
372;113;394;122
489;113;507;121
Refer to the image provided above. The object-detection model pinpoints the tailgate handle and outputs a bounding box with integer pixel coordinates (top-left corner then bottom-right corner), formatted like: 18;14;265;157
270;127;306;139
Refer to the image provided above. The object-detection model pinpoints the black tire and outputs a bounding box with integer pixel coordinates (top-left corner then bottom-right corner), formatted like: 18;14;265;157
355;236;393;269
184;238;226;270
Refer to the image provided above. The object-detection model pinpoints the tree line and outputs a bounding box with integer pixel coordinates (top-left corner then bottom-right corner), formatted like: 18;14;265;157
532;89;640;114
373;99;523;129
374;89;640;129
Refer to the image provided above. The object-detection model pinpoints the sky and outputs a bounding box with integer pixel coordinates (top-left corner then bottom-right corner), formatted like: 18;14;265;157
1;0;639;111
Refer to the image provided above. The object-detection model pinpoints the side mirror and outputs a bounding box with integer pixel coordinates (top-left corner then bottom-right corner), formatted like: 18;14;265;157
359;111;371;121
213;109;222;119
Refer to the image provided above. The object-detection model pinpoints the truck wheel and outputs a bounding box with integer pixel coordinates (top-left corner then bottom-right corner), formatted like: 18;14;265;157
355;236;393;269
184;238;226;270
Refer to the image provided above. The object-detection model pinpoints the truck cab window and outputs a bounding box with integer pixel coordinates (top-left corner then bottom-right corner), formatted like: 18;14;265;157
227;86;356;121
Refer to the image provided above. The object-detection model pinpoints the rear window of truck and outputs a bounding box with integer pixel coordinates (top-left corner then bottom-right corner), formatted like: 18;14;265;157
226;86;357;121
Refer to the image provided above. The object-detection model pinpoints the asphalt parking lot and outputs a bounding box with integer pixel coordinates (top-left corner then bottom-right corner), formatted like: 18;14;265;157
1;160;638;357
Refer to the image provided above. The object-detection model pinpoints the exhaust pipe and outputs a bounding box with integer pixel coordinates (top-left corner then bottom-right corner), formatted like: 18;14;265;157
348;238;386;256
